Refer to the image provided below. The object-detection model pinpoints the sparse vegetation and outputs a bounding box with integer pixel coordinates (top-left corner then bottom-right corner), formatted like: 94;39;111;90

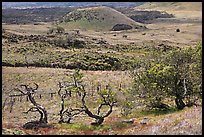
115;7;174;24
2;7;76;24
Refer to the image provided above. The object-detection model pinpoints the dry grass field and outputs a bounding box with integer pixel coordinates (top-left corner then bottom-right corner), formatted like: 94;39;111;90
2;22;52;35
135;2;202;19
2;13;201;47
2;67;202;135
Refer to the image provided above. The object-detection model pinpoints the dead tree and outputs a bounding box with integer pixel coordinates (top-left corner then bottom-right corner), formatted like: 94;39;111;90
2;97;15;113
9;83;51;129
2;97;9;110
9;97;15;113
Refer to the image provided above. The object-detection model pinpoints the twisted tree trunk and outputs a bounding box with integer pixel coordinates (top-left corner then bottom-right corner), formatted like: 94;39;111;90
175;97;185;110
10;83;51;129
27;92;48;123
81;91;115;125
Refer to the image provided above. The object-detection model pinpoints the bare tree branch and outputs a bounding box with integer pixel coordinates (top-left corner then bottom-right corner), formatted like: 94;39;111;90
183;78;187;97
9;94;26;97
23;107;39;114
13;88;27;95
33;83;39;90
20;84;29;90
2;97;9;110
97;103;108;115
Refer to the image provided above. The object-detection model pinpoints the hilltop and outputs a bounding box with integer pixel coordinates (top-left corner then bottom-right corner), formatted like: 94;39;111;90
57;6;146;31
135;2;202;19
135;2;202;11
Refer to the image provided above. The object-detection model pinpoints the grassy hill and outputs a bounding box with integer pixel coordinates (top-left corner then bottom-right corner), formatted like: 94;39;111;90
135;2;202;11
58;6;146;31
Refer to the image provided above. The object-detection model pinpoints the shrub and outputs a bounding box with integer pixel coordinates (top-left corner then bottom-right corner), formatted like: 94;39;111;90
130;43;202;110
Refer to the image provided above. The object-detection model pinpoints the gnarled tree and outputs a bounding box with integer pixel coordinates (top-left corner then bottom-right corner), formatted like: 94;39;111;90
58;81;84;123
8;83;51;129
58;69;117;125
80;86;117;125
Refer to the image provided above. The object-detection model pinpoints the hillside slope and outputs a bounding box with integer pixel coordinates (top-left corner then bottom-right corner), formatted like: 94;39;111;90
135;2;202;19
58;6;146;31
135;2;202;11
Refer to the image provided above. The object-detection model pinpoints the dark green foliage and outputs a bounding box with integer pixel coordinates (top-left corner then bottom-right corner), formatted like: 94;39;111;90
121;100;134;116
48;26;65;34
111;24;133;31
116;8;174;24
138;106;180;116
131;43;202;110
56;26;65;34
54;38;85;49
2;7;75;24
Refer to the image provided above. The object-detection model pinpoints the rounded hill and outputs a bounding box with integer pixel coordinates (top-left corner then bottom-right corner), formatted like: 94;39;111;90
57;6;146;31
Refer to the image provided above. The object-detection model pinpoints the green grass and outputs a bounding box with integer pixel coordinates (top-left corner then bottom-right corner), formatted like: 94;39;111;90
173;117;185;126
58;6;145;31
67;123;89;131
56;122;129;133
60;19;112;31
56;123;112;132
90;124;111;131
55;123;89;131
128;107;181;118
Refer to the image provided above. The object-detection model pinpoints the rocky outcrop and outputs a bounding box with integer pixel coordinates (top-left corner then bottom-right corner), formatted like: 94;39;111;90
111;24;133;31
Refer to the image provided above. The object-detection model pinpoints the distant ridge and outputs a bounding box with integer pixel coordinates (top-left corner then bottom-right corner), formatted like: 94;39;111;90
135;2;202;19
135;2;202;11
2;2;145;9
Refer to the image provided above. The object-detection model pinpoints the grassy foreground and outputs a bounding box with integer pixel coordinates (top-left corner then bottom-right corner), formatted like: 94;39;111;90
2;67;202;135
